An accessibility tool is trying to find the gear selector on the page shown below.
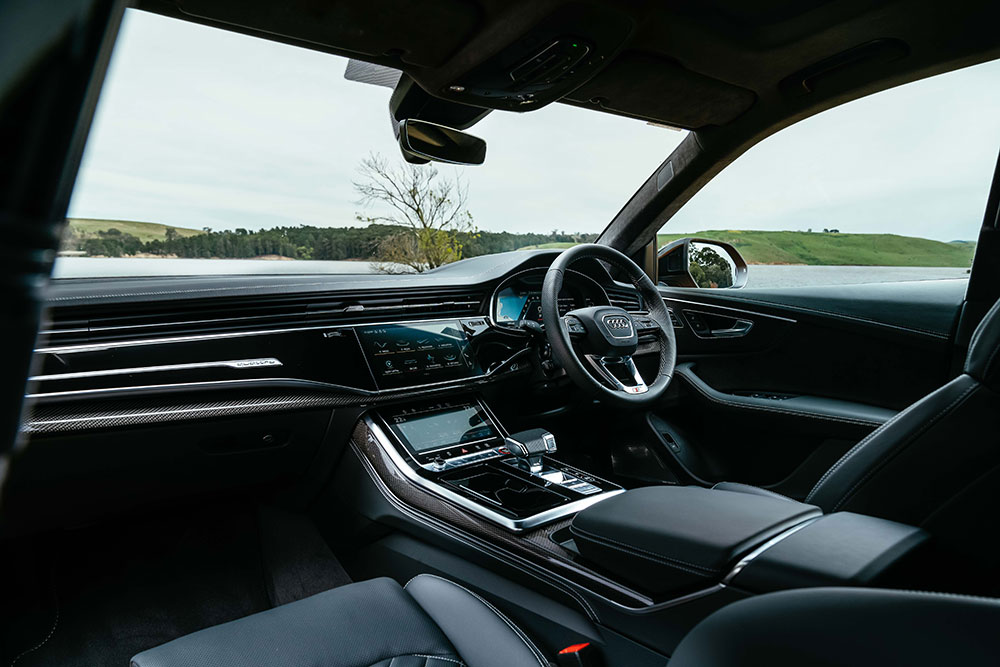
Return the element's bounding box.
[505,428,558,473]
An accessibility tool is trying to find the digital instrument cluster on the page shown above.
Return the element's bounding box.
[492,269,606,324]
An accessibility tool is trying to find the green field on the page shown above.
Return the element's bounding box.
[654,230,976,267]
[517,241,578,250]
[66,218,205,243]
[517,231,976,266]
[60,220,977,268]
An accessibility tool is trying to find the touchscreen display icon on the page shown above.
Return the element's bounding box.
[357,321,477,389]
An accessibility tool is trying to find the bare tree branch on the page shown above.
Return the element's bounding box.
[354,153,477,273]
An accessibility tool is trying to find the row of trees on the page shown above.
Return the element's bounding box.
[70,154,596,269]
[70,223,594,264]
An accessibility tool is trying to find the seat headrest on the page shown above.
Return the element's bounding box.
[965,297,1000,389]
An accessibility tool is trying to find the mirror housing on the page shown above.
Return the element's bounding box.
[658,238,748,288]
[398,119,486,166]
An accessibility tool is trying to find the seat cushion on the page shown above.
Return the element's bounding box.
[131,575,548,667]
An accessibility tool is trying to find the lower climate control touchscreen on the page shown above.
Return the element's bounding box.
[385,400,505,469]
[357,321,478,389]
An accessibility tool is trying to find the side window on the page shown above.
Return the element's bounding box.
[657,58,1000,289]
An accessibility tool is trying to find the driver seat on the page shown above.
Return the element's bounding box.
[720,296,1000,566]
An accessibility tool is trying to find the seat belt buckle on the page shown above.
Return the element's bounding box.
[556,642,602,667]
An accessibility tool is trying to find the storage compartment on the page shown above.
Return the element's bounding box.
[570,485,928,599]
[571,486,821,595]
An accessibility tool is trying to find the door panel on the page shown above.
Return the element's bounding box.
[649,280,966,498]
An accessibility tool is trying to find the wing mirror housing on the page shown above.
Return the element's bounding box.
[397,119,486,166]
[658,238,748,288]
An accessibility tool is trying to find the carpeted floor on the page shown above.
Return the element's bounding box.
[2,503,351,667]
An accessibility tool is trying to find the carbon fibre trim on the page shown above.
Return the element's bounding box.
[350,418,654,610]
[21,392,347,433]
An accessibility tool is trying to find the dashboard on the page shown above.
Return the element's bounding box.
[27,254,636,421]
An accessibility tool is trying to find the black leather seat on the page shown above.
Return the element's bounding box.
[669,586,1000,666]
[722,297,1000,565]
[130,574,550,667]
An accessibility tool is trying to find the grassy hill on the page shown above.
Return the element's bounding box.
[654,230,976,267]
[66,218,205,243]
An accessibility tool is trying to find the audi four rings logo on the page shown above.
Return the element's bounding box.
[604,316,631,330]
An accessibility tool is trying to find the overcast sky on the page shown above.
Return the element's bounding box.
[69,9,1000,242]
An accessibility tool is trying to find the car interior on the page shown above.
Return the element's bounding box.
[3,1,1000,665]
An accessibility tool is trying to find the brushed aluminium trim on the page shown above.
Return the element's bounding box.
[348,439,611,619]
[25,347,535,400]
[366,417,624,532]
[722,515,821,585]
[29,358,282,381]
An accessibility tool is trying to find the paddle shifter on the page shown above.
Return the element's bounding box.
[504,428,558,474]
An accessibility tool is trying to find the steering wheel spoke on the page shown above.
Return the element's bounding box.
[586,354,649,395]
[542,243,676,406]
[561,315,587,337]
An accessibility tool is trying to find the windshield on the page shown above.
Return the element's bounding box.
[59,9,687,278]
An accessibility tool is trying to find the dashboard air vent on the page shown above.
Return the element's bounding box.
[39,288,486,347]
[607,289,643,312]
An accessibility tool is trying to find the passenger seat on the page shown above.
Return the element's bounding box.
[130,574,550,667]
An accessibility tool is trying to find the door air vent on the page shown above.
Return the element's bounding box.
[39,289,486,347]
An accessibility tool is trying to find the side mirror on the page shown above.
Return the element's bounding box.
[398,119,486,166]
[658,238,748,288]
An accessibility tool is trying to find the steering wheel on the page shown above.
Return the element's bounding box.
[542,244,676,407]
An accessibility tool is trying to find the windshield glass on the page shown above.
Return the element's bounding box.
[59,9,687,278]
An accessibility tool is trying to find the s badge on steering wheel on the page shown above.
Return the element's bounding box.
[541,244,676,407]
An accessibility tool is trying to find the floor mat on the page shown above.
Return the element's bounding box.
[5,503,351,667]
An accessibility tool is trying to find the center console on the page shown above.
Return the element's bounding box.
[367,397,622,531]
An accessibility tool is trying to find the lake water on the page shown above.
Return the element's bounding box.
[53,257,971,288]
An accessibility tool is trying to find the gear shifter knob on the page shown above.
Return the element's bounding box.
[504,428,557,473]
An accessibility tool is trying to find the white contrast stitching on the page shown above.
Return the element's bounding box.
[411,654,466,665]
[830,382,979,512]
[10,596,59,667]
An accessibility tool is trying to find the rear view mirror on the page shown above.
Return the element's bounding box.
[658,238,748,288]
[398,119,486,166]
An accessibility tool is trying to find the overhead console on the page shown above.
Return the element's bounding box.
[436,3,635,112]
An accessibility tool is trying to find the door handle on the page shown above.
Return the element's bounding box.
[709,318,753,338]
[683,309,754,339]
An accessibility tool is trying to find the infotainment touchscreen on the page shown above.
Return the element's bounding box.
[356,321,479,389]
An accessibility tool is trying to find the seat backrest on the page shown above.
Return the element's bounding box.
[805,297,1000,566]
[669,587,1000,667]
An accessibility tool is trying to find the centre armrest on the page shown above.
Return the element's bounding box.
[570,486,821,595]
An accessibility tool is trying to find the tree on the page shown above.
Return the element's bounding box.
[354,153,476,273]
[689,245,734,288]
